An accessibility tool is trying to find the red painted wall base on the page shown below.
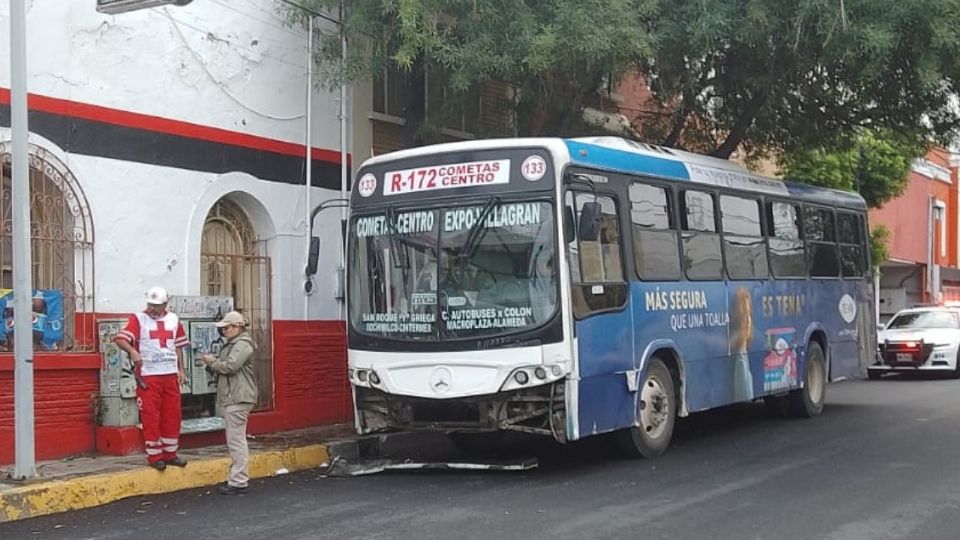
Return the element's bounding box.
[95,426,143,456]
[96,426,228,457]
[1,319,352,465]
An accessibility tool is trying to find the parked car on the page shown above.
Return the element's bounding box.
[870,307,960,379]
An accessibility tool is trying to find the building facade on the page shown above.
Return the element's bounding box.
[0,1,352,464]
[869,149,960,322]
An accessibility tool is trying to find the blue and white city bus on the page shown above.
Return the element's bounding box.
[345,137,875,457]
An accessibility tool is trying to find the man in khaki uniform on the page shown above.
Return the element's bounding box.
[201,311,257,494]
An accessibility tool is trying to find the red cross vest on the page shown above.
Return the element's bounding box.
[135,312,182,376]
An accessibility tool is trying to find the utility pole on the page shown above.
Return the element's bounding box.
[11,0,37,480]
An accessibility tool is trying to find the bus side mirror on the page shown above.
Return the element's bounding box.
[578,202,602,242]
[563,206,576,242]
[305,237,320,276]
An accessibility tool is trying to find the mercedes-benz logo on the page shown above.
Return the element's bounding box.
[429,367,453,394]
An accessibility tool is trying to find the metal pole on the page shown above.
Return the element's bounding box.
[304,16,314,321]
[339,1,348,320]
[11,0,37,480]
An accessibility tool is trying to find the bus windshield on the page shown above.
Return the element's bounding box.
[349,200,558,342]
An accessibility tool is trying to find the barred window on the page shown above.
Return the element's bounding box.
[0,145,95,352]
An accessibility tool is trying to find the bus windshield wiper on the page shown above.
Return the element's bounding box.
[385,205,411,269]
[460,196,500,261]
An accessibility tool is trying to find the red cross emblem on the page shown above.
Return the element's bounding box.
[148,320,174,348]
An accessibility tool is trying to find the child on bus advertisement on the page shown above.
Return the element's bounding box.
[0,289,64,352]
[763,327,799,392]
[730,286,755,402]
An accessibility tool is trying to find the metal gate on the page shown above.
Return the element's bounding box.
[201,198,272,410]
[200,252,273,410]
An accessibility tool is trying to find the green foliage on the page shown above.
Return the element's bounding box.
[870,223,891,267]
[780,130,924,208]
[287,0,657,141]
[636,0,960,158]
[287,0,960,158]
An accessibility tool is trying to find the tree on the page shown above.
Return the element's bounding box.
[870,224,891,267]
[779,129,924,270]
[286,0,656,145]
[289,1,960,160]
[635,0,960,159]
[779,129,923,208]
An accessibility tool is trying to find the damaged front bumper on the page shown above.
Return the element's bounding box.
[354,382,568,443]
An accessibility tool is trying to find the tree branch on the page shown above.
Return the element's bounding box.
[711,87,769,158]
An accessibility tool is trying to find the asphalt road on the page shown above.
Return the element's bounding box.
[5,373,960,540]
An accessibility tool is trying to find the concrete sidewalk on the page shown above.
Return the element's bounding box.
[0,424,355,523]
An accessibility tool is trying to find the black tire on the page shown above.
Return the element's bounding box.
[618,357,676,458]
[789,342,827,418]
[867,369,883,381]
[448,431,505,456]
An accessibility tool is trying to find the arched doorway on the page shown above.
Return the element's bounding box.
[0,144,95,352]
[201,198,272,410]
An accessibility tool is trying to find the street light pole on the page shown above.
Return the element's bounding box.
[304,15,314,320]
[10,0,37,480]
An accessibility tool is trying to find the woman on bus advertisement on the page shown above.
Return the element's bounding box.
[730,287,755,402]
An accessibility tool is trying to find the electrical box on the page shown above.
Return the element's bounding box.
[98,319,139,426]
[168,295,233,433]
[168,295,233,397]
[187,320,223,395]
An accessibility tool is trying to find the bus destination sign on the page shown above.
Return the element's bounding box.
[384,159,510,196]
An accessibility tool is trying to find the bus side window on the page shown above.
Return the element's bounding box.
[804,206,839,278]
[838,211,866,278]
[681,190,723,280]
[629,182,681,280]
[565,190,628,318]
[721,195,768,280]
[567,192,623,283]
[766,201,805,277]
[564,192,582,284]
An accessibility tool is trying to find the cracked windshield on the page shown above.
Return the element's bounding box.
[350,201,558,340]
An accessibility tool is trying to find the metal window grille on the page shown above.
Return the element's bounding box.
[0,144,95,353]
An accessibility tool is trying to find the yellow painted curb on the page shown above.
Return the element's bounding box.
[0,444,329,523]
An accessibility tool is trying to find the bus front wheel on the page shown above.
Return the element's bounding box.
[789,342,826,418]
[618,357,676,458]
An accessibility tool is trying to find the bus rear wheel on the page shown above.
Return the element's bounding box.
[789,342,826,418]
[618,357,676,458]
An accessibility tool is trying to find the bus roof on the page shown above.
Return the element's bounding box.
[358,136,868,211]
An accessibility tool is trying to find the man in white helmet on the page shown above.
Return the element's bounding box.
[114,286,189,470]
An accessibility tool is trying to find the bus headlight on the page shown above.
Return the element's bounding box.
[357,370,369,383]
[369,371,381,385]
[501,364,568,391]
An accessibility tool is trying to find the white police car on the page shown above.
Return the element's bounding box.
[869,307,960,379]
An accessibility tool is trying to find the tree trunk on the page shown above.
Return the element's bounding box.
[663,90,693,148]
[402,56,426,147]
[711,88,768,159]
